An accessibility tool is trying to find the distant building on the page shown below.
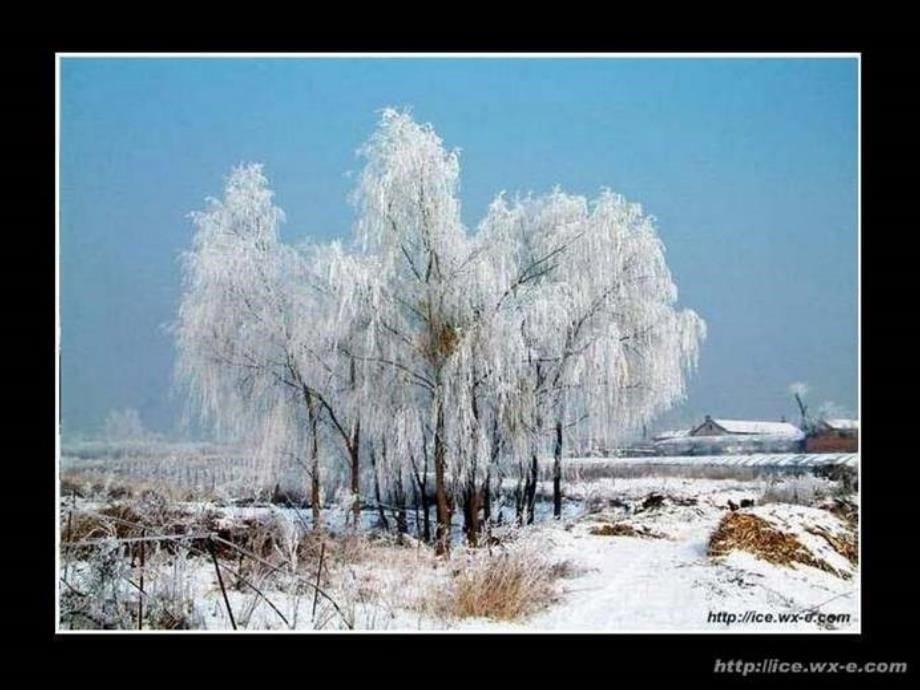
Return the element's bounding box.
[689,416,803,439]
[640,415,804,456]
[805,418,859,453]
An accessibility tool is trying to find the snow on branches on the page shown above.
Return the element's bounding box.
[175,109,706,549]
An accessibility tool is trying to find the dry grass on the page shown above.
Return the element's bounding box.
[431,550,560,622]
[66,512,118,543]
[63,490,357,572]
[589,522,664,539]
[708,512,849,578]
[62,498,224,562]
[60,471,205,503]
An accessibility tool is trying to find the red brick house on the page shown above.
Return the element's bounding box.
[805,419,859,453]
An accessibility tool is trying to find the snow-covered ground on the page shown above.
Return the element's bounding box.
[59,476,858,632]
[472,482,857,632]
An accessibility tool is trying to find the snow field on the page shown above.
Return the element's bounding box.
[60,474,858,631]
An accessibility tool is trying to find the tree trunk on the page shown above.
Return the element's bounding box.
[485,415,502,527]
[465,382,481,547]
[349,419,361,530]
[348,358,361,529]
[463,479,481,547]
[419,439,432,543]
[525,452,539,525]
[434,399,452,555]
[369,446,389,531]
[423,503,431,543]
[515,457,525,526]
[307,394,322,530]
[311,468,321,528]
[412,481,422,540]
[394,473,408,536]
[482,466,491,525]
[553,418,563,519]
[409,447,431,543]
[524,364,543,525]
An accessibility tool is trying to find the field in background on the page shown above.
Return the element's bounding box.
[62,441,857,501]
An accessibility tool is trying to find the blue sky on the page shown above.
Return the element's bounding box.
[60,57,858,436]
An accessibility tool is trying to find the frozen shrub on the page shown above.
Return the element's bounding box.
[62,538,206,630]
[759,475,837,506]
[61,542,134,629]
[434,549,560,621]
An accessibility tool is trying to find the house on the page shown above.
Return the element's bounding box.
[645,416,804,456]
[689,416,803,439]
[805,418,859,453]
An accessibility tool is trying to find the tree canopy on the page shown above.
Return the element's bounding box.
[175,108,705,551]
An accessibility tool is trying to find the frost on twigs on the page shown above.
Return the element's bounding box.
[174,109,705,549]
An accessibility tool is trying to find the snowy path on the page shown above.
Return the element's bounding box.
[522,517,725,631]
[466,479,860,632]
[476,520,859,632]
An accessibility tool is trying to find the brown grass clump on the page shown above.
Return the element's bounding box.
[435,551,560,621]
[708,512,847,578]
[328,531,373,565]
[295,528,330,560]
[589,523,664,539]
[61,500,221,559]
[61,495,320,565]
[66,512,118,542]
[214,517,285,560]
[64,504,151,542]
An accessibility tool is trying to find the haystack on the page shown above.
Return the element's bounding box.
[708,510,855,579]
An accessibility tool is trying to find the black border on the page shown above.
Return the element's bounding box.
[16,35,915,679]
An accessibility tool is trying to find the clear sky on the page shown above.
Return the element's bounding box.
[60,56,858,437]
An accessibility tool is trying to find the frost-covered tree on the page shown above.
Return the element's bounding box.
[349,109,480,553]
[175,165,363,526]
[479,190,705,519]
[175,163,292,455]
[291,241,380,527]
[175,109,705,553]
[102,407,153,442]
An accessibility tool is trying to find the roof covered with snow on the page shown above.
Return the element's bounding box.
[821,419,859,431]
[710,419,803,438]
